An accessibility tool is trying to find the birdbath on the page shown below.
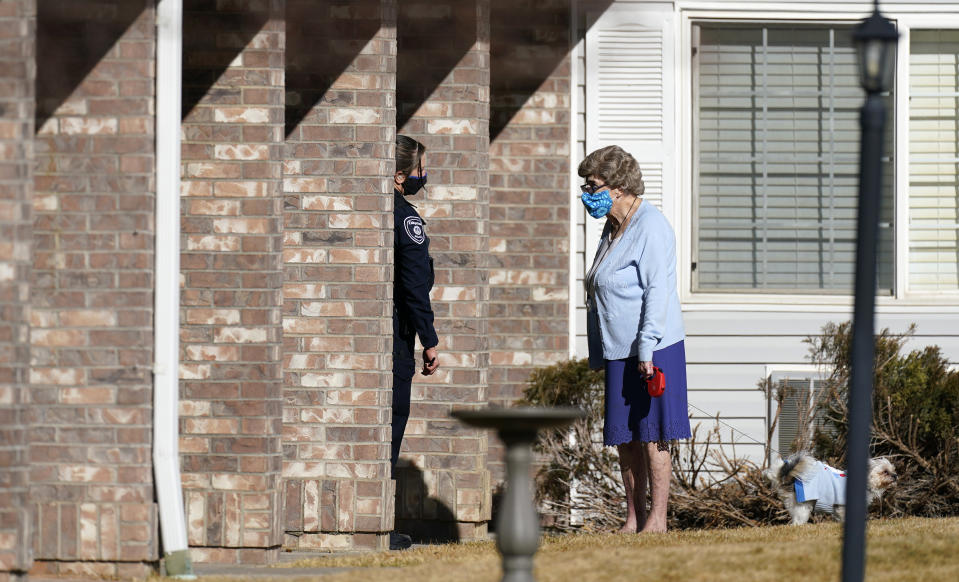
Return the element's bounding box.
[452,406,585,582]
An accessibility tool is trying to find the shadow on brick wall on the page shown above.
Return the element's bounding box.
[182,0,271,120]
[396,0,476,131]
[285,0,383,137]
[35,0,148,130]
[489,0,614,142]
[394,462,460,543]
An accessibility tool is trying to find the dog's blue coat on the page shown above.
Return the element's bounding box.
[793,460,847,513]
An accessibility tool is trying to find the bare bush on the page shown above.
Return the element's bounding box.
[524,359,789,532]
[525,322,959,532]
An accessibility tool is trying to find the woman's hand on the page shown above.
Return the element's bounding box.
[638,360,655,378]
[422,346,439,376]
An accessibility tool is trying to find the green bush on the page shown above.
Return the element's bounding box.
[809,322,959,517]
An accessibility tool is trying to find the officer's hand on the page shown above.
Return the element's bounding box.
[422,346,439,376]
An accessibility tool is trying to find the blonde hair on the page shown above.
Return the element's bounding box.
[577,145,645,197]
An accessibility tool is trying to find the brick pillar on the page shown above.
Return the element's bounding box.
[29,1,157,577]
[0,0,34,578]
[180,0,285,564]
[281,0,396,552]
[487,0,572,483]
[395,0,492,541]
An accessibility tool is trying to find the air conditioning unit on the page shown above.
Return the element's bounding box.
[767,369,832,461]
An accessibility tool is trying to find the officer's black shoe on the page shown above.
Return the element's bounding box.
[389,531,412,550]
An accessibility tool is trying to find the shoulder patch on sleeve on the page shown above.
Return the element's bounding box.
[403,216,426,244]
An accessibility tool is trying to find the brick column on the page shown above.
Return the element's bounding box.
[281,0,396,552]
[180,0,285,564]
[487,0,572,483]
[29,2,157,578]
[395,0,492,541]
[0,0,34,578]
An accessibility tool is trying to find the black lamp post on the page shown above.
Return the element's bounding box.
[844,2,898,582]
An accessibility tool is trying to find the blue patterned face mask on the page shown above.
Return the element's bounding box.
[581,189,613,218]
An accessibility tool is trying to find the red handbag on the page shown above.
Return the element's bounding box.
[647,366,666,397]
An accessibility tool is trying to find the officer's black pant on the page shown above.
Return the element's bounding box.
[391,311,415,478]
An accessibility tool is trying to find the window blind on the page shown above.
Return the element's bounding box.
[909,30,959,291]
[694,24,895,293]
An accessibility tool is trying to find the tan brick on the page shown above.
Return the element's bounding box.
[214,181,271,197]
[212,218,271,234]
[60,388,114,405]
[214,144,270,161]
[30,329,85,347]
[59,310,117,327]
[30,368,82,385]
[183,419,240,435]
[189,200,242,216]
[213,107,270,123]
[185,308,241,325]
[187,235,241,251]
[59,117,118,135]
[301,195,352,211]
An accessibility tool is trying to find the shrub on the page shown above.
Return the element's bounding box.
[519,359,623,531]
[522,323,959,532]
[808,322,959,517]
[521,358,787,531]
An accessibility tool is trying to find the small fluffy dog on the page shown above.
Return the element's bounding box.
[765,453,897,525]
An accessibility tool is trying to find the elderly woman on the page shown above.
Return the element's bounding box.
[580,145,690,533]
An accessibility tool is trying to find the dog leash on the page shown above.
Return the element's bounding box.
[685,401,788,459]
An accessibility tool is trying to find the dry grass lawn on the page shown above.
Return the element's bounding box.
[255,517,959,582]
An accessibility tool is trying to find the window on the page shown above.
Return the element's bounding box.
[909,30,959,292]
[692,23,895,294]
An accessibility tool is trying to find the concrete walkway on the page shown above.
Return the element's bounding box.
[191,551,370,579]
[190,549,419,580]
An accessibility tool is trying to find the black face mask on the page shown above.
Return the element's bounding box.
[402,173,427,196]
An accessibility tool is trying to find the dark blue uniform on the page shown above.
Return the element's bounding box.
[392,190,437,474]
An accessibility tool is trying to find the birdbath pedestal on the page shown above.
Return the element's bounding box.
[452,407,585,582]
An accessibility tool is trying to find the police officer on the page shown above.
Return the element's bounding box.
[390,136,440,549]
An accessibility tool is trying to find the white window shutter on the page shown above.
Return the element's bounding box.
[585,6,676,260]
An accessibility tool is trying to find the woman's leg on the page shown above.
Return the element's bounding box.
[616,441,647,532]
[641,442,671,533]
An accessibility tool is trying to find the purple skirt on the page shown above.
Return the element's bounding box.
[603,340,691,447]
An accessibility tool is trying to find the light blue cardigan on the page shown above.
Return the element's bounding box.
[586,200,685,368]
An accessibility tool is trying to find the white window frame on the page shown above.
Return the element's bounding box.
[897,14,959,300]
[677,5,959,311]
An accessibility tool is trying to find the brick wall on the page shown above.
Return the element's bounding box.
[487,0,572,482]
[0,0,34,577]
[180,0,286,564]
[281,0,396,552]
[395,0,492,541]
[29,1,157,577]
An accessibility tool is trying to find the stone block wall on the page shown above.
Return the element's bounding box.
[29,1,158,577]
[281,0,396,552]
[0,0,34,578]
[395,0,492,541]
[179,0,286,564]
[487,0,572,482]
